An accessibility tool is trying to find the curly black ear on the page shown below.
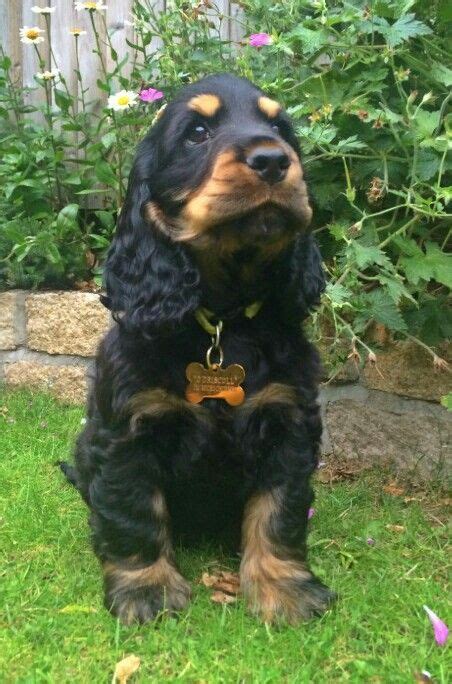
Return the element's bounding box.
[275,233,326,322]
[102,132,201,338]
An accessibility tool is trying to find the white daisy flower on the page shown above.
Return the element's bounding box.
[19,26,45,44]
[31,6,56,13]
[107,90,138,111]
[36,69,59,80]
[74,1,108,11]
[69,27,87,36]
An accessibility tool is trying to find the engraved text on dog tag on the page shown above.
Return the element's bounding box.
[185,362,245,406]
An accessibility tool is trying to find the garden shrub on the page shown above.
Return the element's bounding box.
[0,0,450,374]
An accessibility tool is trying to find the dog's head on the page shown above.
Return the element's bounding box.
[143,74,312,243]
[104,74,325,335]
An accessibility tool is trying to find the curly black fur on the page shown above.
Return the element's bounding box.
[61,74,335,624]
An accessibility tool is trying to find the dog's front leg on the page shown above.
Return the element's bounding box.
[82,390,213,625]
[235,383,335,623]
[87,435,190,624]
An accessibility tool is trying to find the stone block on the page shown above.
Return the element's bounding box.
[4,361,88,405]
[0,291,23,350]
[26,292,110,356]
[363,341,451,402]
[324,398,451,480]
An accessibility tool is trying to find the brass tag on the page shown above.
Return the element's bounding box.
[185,362,245,406]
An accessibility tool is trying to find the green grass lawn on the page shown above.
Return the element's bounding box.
[0,390,450,683]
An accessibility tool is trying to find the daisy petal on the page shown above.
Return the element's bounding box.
[423,605,449,646]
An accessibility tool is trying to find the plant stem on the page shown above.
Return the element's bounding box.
[89,10,108,78]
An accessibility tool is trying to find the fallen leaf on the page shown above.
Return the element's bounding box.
[317,459,366,483]
[386,524,405,533]
[113,655,141,684]
[200,570,240,596]
[59,604,96,614]
[211,591,237,604]
[201,572,217,588]
[383,482,405,497]
[73,278,99,292]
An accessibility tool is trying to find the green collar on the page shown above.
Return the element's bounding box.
[195,301,262,335]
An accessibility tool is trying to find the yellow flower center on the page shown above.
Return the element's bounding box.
[26,29,40,39]
[117,95,130,106]
[70,28,82,35]
[83,2,98,8]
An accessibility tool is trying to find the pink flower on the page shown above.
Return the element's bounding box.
[139,88,164,103]
[308,508,315,519]
[249,32,272,47]
[423,605,449,646]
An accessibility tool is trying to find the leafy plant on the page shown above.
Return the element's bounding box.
[0,0,450,375]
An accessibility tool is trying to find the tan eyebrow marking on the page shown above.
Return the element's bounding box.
[258,96,282,118]
[188,93,222,117]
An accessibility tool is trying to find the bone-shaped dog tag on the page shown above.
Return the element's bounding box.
[185,362,245,406]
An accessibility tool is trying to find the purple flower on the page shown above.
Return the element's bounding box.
[366,537,375,546]
[249,32,272,47]
[423,605,449,646]
[308,507,315,519]
[139,87,164,103]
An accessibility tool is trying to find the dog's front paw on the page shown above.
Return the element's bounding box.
[104,558,191,625]
[241,559,336,624]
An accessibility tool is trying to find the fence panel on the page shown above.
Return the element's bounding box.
[0,1,245,102]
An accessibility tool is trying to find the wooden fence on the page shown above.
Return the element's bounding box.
[0,1,243,108]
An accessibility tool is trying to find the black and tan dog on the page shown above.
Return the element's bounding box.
[61,73,335,625]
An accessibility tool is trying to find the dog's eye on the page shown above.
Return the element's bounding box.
[186,124,210,145]
[271,122,280,133]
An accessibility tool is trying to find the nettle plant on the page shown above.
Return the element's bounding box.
[0,0,450,376]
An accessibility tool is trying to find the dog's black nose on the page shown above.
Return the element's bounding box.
[246,146,290,184]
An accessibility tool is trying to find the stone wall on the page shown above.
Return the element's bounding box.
[0,290,110,404]
[1,290,450,481]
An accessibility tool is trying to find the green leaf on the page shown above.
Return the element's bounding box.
[413,110,441,139]
[54,88,72,112]
[288,26,329,55]
[328,221,349,241]
[378,274,416,305]
[45,242,61,264]
[400,242,452,287]
[415,149,440,181]
[333,136,367,152]
[101,131,116,149]
[56,204,79,231]
[94,159,118,188]
[440,393,452,411]
[362,289,407,332]
[349,242,392,270]
[370,12,432,47]
[392,236,422,258]
[94,210,115,231]
[325,282,353,307]
[430,62,452,87]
